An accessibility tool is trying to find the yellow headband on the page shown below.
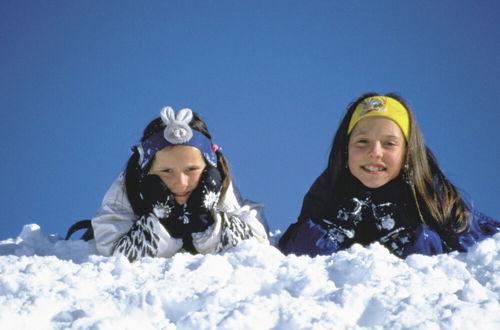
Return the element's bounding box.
[347,96,409,139]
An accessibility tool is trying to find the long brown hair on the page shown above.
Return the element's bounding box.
[125,111,231,216]
[327,93,470,233]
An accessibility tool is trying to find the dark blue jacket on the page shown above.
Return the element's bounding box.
[279,169,499,258]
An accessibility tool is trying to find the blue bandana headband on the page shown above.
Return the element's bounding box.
[134,107,218,170]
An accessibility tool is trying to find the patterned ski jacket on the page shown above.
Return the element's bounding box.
[279,169,499,258]
[92,173,269,261]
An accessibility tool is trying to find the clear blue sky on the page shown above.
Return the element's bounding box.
[1,0,499,239]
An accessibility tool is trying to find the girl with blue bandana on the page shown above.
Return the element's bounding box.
[92,107,269,262]
[279,93,499,258]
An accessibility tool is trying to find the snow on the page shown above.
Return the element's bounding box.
[0,224,499,330]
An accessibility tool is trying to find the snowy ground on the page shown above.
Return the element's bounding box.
[0,224,498,330]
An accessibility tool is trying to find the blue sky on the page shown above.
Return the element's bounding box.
[1,0,499,239]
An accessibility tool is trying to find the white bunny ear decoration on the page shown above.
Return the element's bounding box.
[160,106,193,144]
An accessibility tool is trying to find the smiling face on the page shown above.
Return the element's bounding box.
[347,117,406,188]
[148,145,206,205]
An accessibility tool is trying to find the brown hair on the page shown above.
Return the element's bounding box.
[125,111,231,216]
[327,93,470,233]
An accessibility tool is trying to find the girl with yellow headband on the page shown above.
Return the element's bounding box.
[279,93,499,258]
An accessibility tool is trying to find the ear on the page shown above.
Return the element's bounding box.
[160,106,175,125]
[176,108,193,124]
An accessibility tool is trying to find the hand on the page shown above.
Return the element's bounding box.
[139,171,220,238]
[186,165,222,211]
[139,175,186,238]
[139,174,177,216]
[171,165,222,234]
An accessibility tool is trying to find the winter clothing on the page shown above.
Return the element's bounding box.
[134,107,218,169]
[348,96,410,139]
[279,169,499,258]
[92,172,269,261]
[137,166,222,252]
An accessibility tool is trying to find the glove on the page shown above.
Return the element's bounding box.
[139,175,187,238]
[180,165,223,233]
[185,165,222,211]
[139,167,222,239]
[140,174,178,217]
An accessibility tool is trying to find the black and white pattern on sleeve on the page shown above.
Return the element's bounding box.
[113,215,160,262]
[216,216,255,252]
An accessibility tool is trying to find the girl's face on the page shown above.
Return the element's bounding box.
[348,117,406,188]
[148,145,206,205]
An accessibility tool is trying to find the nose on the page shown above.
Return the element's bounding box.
[174,172,189,188]
[368,142,383,159]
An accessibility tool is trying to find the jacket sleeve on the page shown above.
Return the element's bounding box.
[279,168,336,255]
[278,219,341,257]
[91,173,182,259]
[191,181,270,253]
[445,209,500,252]
[397,210,499,257]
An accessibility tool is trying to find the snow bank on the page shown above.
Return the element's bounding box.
[0,224,499,329]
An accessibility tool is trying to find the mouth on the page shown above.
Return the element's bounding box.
[361,165,386,173]
[174,191,191,199]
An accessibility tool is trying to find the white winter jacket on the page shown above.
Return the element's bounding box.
[92,173,269,260]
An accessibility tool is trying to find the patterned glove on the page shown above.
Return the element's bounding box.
[181,165,222,233]
[140,175,178,218]
[139,175,188,238]
[186,165,222,210]
[140,166,222,239]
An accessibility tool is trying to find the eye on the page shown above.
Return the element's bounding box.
[161,168,172,174]
[384,140,399,147]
